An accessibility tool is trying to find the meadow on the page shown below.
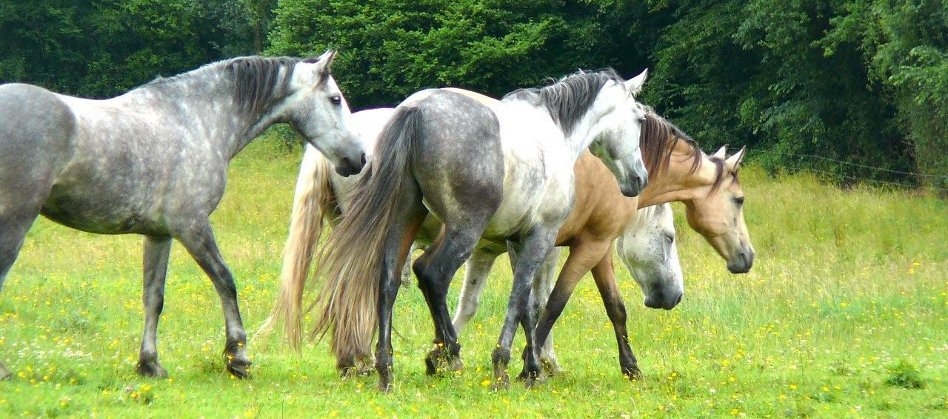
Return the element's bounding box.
[0,137,944,418]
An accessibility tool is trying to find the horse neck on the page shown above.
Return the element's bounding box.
[638,148,718,206]
[133,65,281,160]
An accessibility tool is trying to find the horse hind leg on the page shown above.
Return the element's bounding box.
[175,221,251,378]
[532,248,562,374]
[451,248,500,333]
[136,236,172,378]
[413,226,485,376]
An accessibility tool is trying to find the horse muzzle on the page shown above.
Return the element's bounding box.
[335,152,367,177]
[727,249,754,274]
[644,291,683,310]
[620,173,648,198]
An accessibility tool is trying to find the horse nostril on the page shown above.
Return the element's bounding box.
[675,293,683,305]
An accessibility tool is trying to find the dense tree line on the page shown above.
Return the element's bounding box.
[1,0,944,190]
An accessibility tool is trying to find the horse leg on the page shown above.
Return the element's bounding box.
[375,205,427,392]
[508,245,562,374]
[136,236,172,377]
[493,230,557,389]
[533,239,611,377]
[0,206,42,380]
[451,248,500,333]
[175,222,251,378]
[590,249,641,379]
[414,227,483,376]
[532,248,562,374]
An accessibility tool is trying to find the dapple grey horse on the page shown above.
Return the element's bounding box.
[0,50,364,380]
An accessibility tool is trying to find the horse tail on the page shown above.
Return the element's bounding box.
[312,105,423,369]
[256,146,338,350]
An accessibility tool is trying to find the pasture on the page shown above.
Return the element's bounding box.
[0,137,944,417]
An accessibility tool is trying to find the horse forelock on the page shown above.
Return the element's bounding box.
[640,112,701,177]
[504,69,624,135]
[706,154,728,195]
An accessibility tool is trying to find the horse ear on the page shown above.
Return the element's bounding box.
[726,146,747,171]
[712,145,728,159]
[314,50,336,73]
[624,69,648,96]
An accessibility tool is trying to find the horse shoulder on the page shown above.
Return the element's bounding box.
[576,153,638,239]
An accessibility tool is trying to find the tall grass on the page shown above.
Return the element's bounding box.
[0,136,944,417]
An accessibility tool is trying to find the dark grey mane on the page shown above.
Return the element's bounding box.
[145,56,311,118]
[224,56,302,118]
[503,69,625,135]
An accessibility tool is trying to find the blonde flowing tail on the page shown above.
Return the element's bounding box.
[256,146,337,350]
[313,106,424,371]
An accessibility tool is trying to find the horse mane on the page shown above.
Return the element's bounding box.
[640,111,700,176]
[144,56,308,119]
[640,110,728,193]
[503,69,625,136]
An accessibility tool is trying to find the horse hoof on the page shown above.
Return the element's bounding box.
[516,369,543,387]
[136,360,169,378]
[623,367,643,381]
[227,358,252,379]
[540,359,561,376]
[425,347,463,376]
[490,374,510,391]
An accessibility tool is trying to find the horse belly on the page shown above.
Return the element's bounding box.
[40,184,166,236]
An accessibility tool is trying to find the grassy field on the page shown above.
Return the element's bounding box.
[0,137,945,418]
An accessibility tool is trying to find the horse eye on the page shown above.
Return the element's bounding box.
[329,95,342,105]
[733,196,745,206]
[665,233,674,244]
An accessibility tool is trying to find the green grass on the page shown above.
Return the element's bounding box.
[1,136,945,418]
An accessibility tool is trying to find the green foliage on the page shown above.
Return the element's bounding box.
[268,0,650,108]
[0,0,273,97]
[0,0,943,188]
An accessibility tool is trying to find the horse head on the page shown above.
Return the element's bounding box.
[286,50,365,176]
[684,146,756,274]
[587,69,650,198]
[617,203,684,310]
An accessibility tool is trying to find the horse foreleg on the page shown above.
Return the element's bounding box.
[533,239,610,378]
[177,223,251,378]
[136,236,172,378]
[590,248,641,380]
[494,231,557,389]
[0,206,41,380]
[531,248,561,374]
[451,248,500,333]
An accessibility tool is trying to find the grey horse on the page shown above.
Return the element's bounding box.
[0,50,365,380]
